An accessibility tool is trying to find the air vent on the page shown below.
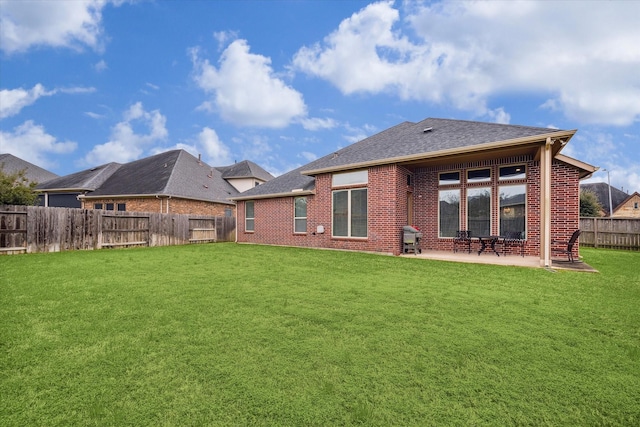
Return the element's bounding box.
[423,127,433,133]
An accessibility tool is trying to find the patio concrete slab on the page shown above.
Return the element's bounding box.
[400,250,598,272]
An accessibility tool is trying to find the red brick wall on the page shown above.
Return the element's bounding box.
[550,161,581,259]
[237,157,582,257]
[82,197,234,216]
[238,165,412,254]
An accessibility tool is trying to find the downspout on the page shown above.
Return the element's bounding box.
[540,137,553,267]
[235,201,239,243]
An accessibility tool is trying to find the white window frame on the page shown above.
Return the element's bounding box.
[245,201,255,232]
[294,196,307,234]
[332,188,367,238]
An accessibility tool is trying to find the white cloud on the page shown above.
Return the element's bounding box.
[192,39,307,128]
[0,84,95,119]
[299,151,318,162]
[0,84,53,119]
[198,127,231,165]
[0,120,77,169]
[0,0,113,54]
[83,102,168,165]
[94,59,108,72]
[486,107,510,125]
[298,117,338,131]
[293,1,640,126]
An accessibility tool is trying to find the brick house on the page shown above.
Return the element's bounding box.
[36,149,273,215]
[232,118,597,267]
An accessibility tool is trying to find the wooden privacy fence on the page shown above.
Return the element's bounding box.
[579,217,640,250]
[0,205,236,255]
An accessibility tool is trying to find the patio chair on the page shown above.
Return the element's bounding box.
[453,230,472,253]
[552,229,581,263]
[503,231,525,257]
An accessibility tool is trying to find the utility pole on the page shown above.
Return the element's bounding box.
[604,169,613,217]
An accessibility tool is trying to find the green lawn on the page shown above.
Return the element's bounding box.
[1,244,639,426]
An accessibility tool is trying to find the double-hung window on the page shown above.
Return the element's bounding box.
[245,201,255,232]
[294,197,307,233]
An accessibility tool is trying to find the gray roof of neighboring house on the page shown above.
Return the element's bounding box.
[580,182,630,215]
[0,153,59,184]
[86,149,238,204]
[235,118,570,200]
[217,160,274,181]
[36,162,122,191]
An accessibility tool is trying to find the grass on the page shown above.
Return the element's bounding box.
[1,244,639,426]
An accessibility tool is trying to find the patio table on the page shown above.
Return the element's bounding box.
[478,236,502,256]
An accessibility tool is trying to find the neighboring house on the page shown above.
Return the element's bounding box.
[36,162,121,208]
[580,182,635,217]
[232,118,597,267]
[217,160,275,192]
[0,153,58,185]
[36,150,273,215]
[612,192,640,218]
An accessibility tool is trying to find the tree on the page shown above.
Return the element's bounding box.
[0,166,39,205]
[580,188,602,217]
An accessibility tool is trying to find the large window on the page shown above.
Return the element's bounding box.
[467,187,491,236]
[245,201,255,232]
[439,189,460,237]
[332,189,367,238]
[294,197,307,233]
[499,184,526,237]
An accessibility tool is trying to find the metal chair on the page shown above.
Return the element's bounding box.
[552,229,581,262]
[453,230,472,253]
[503,231,525,257]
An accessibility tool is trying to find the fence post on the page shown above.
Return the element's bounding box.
[593,217,598,248]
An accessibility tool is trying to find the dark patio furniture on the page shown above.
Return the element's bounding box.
[453,230,472,253]
[552,229,581,262]
[478,236,501,256]
[403,226,422,254]
[503,231,525,257]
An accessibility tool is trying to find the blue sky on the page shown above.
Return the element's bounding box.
[1,0,639,193]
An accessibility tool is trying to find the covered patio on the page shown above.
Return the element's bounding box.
[400,250,598,272]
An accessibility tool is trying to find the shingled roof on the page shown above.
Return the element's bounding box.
[0,153,59,184]
[36,162,121,191]
[84,149,238,205]
[217,160,274,181]
[233,117,576,200]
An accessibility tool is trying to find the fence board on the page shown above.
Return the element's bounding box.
[579,217,640,250]
[0,205,236,255]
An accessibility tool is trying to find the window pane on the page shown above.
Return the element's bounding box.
[295,218,307,233]
[439,189,460,238]
[350,189,367,237]
[332,191,348,236]
[117,203,126,211]
[500,185,526,237]
[332,170,368,186]
[499,165,526,180]
[439,171,460,185]
[106,203,114,210]
[245,201,254,232]
[467,187,491,236]
[94,203,103,210]
[467,168,491,183]
[294,197,307,217]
